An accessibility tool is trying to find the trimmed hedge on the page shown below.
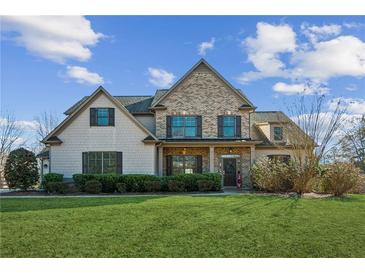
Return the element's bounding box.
[44,181,69,194]
[44,173,64,183]
[73,173,222,193]
[84,180,102,194]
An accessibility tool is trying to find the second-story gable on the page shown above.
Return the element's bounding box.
[151,60,256,139]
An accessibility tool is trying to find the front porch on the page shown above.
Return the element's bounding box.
[157,141,259,189]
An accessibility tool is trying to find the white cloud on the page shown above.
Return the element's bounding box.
[147,67,175,88]
[1,16,104,63]
[272,82,328,95]
[198,38,215,56]
[343,22,365,29]
[65,66,104,85]
[301,23,342,44]
[0,117,38,131]
[346,84,358,91]
[238,22,296,83]
[291,36,365,82]
[328,97,365,115]
[239,22,365,89]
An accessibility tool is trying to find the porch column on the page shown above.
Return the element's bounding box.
[250,145,256,165]
[158,146,164,176]
[209,146,215,172]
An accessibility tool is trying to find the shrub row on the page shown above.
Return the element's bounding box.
[44,173,64,183]
[73,173,222,194]
[251,158,364,196]
[44,181,69,194]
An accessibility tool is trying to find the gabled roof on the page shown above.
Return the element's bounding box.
[64,95,154,115]
[151,59,256,108]
[43,86,158,144]
[250,111,314,147]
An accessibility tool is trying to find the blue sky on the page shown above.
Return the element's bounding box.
[1,16,364,140]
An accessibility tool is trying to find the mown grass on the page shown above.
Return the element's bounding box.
[1,194,364,257]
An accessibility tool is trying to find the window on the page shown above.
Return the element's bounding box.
[273,127,283,141]
[90,108,115,126]
[171,155,198,175]
[218,115,241,138]
[82,151,122,174]
[171,116,198,138]
[223,116,236,137]
[268,155,290,164]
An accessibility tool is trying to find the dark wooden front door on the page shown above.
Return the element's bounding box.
[223,158,236,186]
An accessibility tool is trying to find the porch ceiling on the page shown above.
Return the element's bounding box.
[160,139,262,147]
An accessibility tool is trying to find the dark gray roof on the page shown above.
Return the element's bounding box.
[36,147,50,158]
[151,89,168,106]
[250,111,290,124]
[115,96,153,113]
[64,95,155,115]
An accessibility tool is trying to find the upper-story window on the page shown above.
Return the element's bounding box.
[90,108,115,126]
[167,116,202,138]
[218,115,241,138]
[273,126,283,141]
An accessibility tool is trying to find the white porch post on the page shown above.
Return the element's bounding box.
[158,146,164,176]
[250,145,256,165]
[209,146,215,172]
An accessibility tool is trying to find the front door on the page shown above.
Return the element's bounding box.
[223,158,236,186]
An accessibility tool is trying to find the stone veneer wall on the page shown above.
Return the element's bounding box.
[163,147,209,175]
[155,63,250,139]
[214,147,251,188]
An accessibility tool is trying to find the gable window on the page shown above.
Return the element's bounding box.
[166,155,202,175]
[268,155,290,164]
[167,116,202,138]
[82,151,122,174]
[273,127,283,141]
[90,108,115,126]
[218,116,241,138]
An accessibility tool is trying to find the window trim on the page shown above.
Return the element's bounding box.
[90,108,115,127]
[167,155,202,175]
[171,116,198,138]
[83,151,122,174]
[273,126,283,141]
[222,115,236,138]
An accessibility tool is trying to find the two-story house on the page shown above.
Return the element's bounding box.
[40,59,303,188]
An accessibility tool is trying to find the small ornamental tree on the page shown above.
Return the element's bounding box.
[4,148,39,190]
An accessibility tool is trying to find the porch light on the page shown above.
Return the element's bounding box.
[182,148,187,155]
[229,147,233,153]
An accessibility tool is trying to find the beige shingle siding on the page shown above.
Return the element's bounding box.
[155,63,250,139]
[50,93,156,178]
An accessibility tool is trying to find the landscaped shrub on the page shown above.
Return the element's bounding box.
[119,174,160,192]
[73,174,96,191]
[144,181,161,192]
[84,180,102,194]
[197,180,215,192]
[167,180,185,192]
[4,148,39,190]
[203,173,222,191]
[44,181,69,194]
[116,182,127,193]
[44,173,64,183]
[322,162,363,196]
[95,174,118,193]
[251,158,294,192]
[72,173,222,193]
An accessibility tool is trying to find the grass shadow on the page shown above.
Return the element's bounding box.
[0,196,163,213]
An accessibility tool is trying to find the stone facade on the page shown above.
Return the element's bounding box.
[155,63,250,139]
[214,147,251,188]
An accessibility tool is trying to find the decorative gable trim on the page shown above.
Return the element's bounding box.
[42,86,158,144]
[151,59,256,109]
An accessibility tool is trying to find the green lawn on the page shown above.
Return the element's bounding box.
[1,194,364,257]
